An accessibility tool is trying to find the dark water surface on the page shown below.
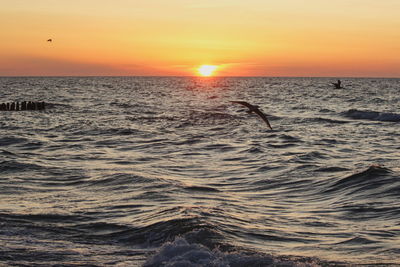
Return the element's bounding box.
[0,77,399,266]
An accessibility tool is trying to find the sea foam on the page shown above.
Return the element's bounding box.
[144,237,322,267]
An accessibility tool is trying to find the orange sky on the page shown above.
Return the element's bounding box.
[1,0,400,77]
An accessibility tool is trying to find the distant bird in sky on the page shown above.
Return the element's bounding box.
[47,39,52,42]
[230,101,273,130]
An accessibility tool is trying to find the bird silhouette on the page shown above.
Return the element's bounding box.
[332,79,342,89]
[47,39,52,42]
[230,101,273,130]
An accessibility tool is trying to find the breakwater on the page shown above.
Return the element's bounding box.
[0,101,45,111]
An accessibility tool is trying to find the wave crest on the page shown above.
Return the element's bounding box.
[342,109,400,122]
[324,165,398,197]
[144,237,325,267]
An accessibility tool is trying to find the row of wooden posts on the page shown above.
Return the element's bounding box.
[0,101,46,111]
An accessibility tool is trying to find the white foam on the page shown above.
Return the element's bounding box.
[144,237,322,267]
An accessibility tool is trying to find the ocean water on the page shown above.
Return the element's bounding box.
[0,77,399,266]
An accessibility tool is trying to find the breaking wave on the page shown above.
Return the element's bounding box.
[144,237,324,267]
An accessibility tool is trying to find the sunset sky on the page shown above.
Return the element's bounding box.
[1,0,400,77]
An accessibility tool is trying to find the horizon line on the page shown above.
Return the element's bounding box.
[1,75,399,79]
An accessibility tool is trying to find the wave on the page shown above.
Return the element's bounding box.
[0,211,339,266]
[0,160,44,173]
[323,165,400,202]
[0,211,336,266]
[127,115,177,123]
[0,149,19,157]
[105,217,223,248]
[292,151,329,162]
[75,215,336,266]
[87,173,153,187]
[184,110,241,127]
[184,185,221,193]
[144,237,327,267]
[342,109,400,122]
[326,165,392,191]
[302,117,349,124]
[315,166,349,173]
[0,212,85,224]
[0,137,28,146]
[127,110,240,127]
[335,236,377,245]
[83,173,171,193]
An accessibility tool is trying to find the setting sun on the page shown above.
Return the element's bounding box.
[197,65,218,77]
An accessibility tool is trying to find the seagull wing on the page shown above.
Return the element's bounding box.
[231,101,273,130]
[253,108,273,130]
[230,101,255,110]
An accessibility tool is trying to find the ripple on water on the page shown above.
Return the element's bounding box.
[1,77,399,265]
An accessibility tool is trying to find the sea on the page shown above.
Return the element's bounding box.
[0,77,399,266]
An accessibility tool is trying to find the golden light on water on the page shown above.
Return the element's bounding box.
[197,65,218,77]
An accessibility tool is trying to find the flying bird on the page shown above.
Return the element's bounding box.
[230,101,273,130]
[47,39,52,42]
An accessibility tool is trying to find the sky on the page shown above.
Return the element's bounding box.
[1,0,400,77]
